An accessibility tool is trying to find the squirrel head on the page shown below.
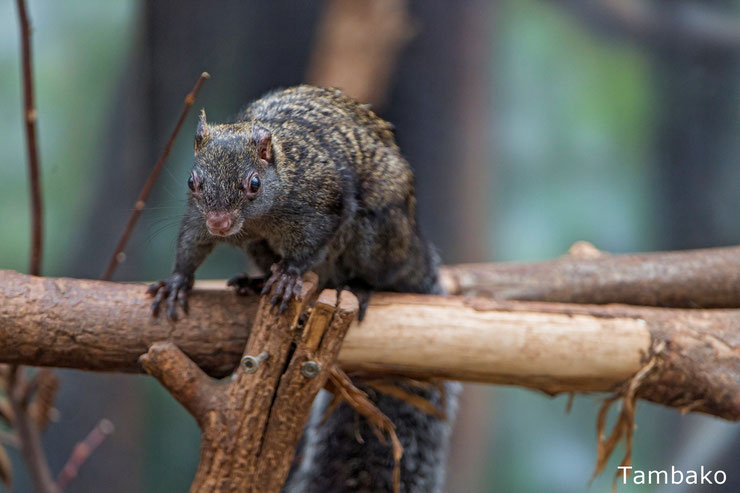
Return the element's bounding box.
[188,110,280,237]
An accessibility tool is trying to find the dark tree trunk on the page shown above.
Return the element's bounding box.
[652,0,740,250]
[649,2,740,491]
[385,0,493,263]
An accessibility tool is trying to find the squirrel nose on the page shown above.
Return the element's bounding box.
[206,212,233,235]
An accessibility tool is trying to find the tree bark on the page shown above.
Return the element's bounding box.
[139,276,358,492]
[442,243,740,307]
[0,264,737,421]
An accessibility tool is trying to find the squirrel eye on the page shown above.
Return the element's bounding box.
[188,171,201,193]
[249,175,261,193]
[243,171,261,199]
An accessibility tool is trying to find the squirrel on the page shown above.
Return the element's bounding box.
[147,85,459,492]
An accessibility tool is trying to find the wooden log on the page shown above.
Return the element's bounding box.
[441,243,740,307]
[0,270,737,420]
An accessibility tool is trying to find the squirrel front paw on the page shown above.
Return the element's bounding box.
[261,262,303,313]
[227,273,267,296]
[146,273,193,321]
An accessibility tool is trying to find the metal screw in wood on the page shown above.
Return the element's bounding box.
[242,352,269,373]
[300,361,321,378]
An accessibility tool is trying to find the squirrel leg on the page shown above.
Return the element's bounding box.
[146,272,193,321]
[227,273,267,296]
[262,244,329,312]
[340,279,373,321]
[231,239,277,295]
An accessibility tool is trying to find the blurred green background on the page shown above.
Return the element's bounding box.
[1,1,738,492]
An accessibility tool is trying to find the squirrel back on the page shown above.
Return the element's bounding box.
[240,86,443,309]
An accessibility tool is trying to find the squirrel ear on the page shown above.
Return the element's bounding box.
[195,109,210,152]
[251,124,273,163]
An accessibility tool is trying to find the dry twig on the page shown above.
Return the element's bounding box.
[364,378,445,419]
[325,368,404,493]
[15,0,43,277]
[7,366,58,493]
[55,419,115,490]
[11,2,58,491]
[102,72,210,280]
[591,342,663,491]
[0,444,11,488]
[27,369,59,431]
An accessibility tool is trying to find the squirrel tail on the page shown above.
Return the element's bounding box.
[286,240,458,491]
[285,380,461,493]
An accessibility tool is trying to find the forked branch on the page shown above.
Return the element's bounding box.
[140,275,359,491]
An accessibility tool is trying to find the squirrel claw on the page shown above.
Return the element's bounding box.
[178,289,189,314]
[263,263,303,312]
[227,273,266,296]
[146,274,192,321]
[146,281,165,297]
[261,268,279,295]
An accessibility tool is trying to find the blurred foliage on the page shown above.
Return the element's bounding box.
[493,0,655,262]
[0,0,136,275]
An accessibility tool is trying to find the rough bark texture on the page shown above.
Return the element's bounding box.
[0,263,737,421]
[0,270,256,377]
[256,290,357,490]
[139,275,359,492]
[442,244,740,307]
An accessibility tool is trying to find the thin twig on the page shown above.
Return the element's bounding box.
[365,380,445,419]
[55,419,114,490]
[15,0,43,276]
[28,369,59,431]
[13,2,56,492]
[102,72,210,280]
[8,366,58,493]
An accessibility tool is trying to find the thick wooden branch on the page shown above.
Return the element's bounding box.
[0,270,256,376]
[442,244,740,308]
[187,276,321,492]
[255,289,358,490]
[139,342,224,426]
[138,275,359,491]
[0,267,737,421]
